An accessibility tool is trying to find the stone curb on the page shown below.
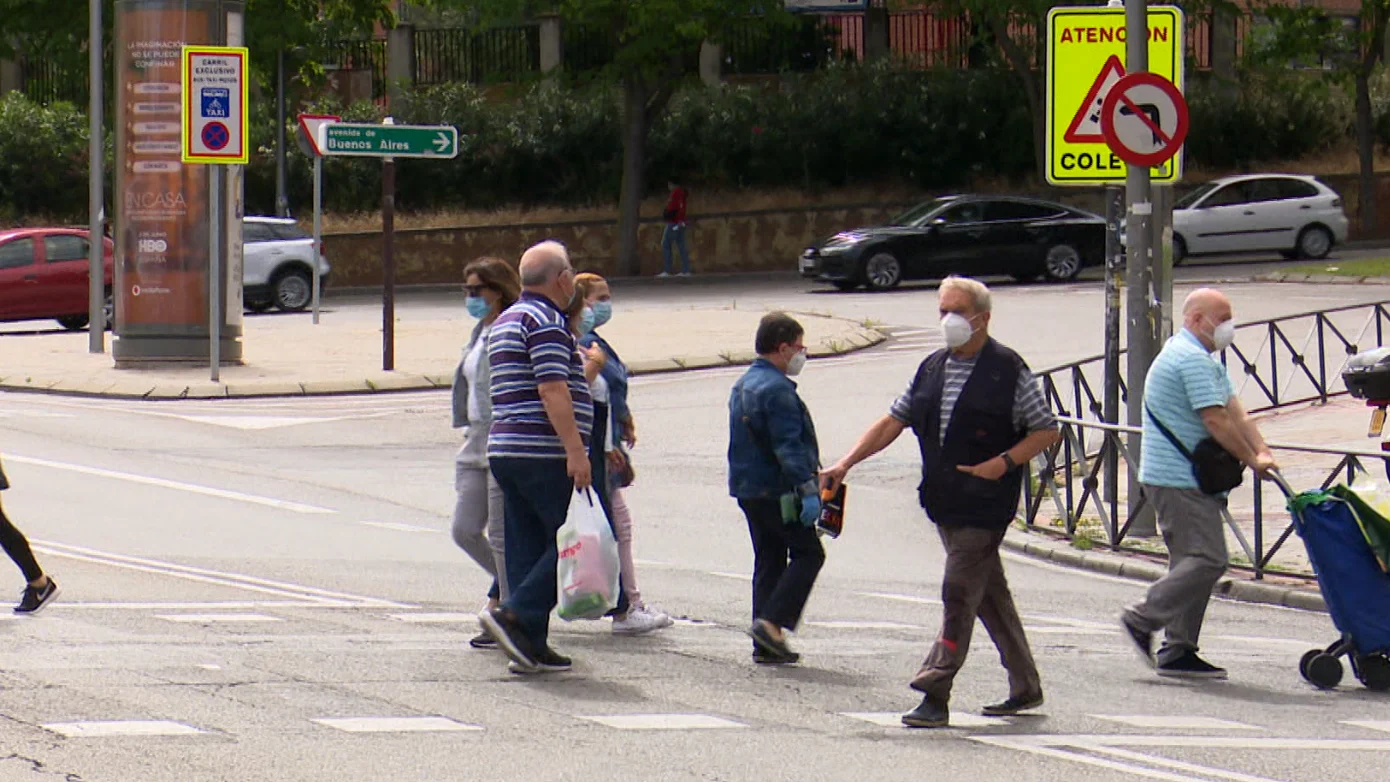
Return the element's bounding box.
[1002,528,1327,613]
[0,325,886,401]
[1253,272,1382,286]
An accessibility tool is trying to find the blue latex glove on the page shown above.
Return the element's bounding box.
[798,493,822,528]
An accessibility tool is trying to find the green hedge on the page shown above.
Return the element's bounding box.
[0,62,1369,223]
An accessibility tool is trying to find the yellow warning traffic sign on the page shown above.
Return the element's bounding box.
[1045,6,1184,186]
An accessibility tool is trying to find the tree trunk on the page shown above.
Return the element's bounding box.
[988,16,1045,180]
[616,76,650,278]
[1357,69,1377,238]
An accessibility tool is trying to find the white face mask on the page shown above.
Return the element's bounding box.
[1211,319,1236,352]
[941,313,977,349]
[786,350,808,376]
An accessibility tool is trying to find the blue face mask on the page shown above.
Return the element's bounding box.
[465,296,490,319]
[579,306,596,336]
[592,300,612,328]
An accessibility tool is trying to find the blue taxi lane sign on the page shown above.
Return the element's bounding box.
[201,88,229,119]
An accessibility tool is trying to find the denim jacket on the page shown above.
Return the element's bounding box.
[727,358,820,500]
[579,331,630,431]
[451,319,491,429]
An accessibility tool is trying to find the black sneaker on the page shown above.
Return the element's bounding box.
[478,606,537,671]
[1120,614,1155,669]
[902,696,950,728]
[1157,652,1228,680]
[468,630,497,649]
[508,646,572,675]
[981,692,1044,716]
[753,648,800,665]
[14,579,59,615]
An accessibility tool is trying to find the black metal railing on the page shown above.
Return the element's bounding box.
[414,25,540,86]
[19,56,87,106]
[1024,417,1384,579]
[562,23,616,74]
[1030,300,1390,577]
[723,15,844,74]
[326,39,388,102]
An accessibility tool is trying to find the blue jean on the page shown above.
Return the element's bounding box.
[490,456,573,648]
[662,224,691,274]
[588,402,630,617]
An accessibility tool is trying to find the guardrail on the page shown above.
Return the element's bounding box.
[1029,299,1390,577]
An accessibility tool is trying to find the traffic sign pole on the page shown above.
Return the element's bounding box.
[313,152,323,326]
[1125,0,1158,536]
[88,0,104,354]
[209,166,222,383]
[383,154,396,372]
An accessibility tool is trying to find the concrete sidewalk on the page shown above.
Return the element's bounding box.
[0,305,883,400]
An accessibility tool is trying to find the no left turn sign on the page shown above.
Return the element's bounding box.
[1100,72,1188,169]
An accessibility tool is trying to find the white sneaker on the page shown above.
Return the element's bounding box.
[638,603,674,628]
[612,606,668,635]
[656,272,671,278]
[677,272,692,278]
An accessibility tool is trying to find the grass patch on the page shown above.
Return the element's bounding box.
[1285,258,1390,277]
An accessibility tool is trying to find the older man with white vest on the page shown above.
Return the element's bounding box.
[823,276,1060,728]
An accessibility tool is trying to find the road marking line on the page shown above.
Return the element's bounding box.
[387,612,478,624]
[806,620,919,630]
[54,601,330,610]
[889,329,934,337]
[43,720,205,738]
[970,736,1227,782]
[32,540,413,609]
[196,664,222,670]
[176,414,351,430]
[857,591,943,606]
[579,714,747,730]
[1342,720,1390,733]
[312,716,482,733]
[1000,549,1148,587]
[1091,716,1259,731]
[360,521,436,533]
[1025,626,1117,636]
[840,712,1007,728]
[155,613,283,623]
[1083,744,1282,782]
[1208,634,1317,648]
[5,454,335,515]
[708,571,752,581]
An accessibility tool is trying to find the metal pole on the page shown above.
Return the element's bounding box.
[1103,185,1123,513]
[1125,0,1158,536]
[210,166,222,383]
[275,46,288,217]
[88,0,105,353]
[312,152,322,325]
[382,156,395,372]
[1152,184,1174,341]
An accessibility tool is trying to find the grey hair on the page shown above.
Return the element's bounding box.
[518,241,569,286]
[939,275,992,313]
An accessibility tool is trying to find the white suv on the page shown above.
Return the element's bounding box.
[1170,174,1348,262]
[242,216,331,313]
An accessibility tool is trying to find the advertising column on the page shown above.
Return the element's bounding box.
[114,0,244,365]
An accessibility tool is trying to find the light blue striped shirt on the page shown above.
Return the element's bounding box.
[1139,328,1235,488]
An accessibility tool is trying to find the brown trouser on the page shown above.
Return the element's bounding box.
[910,525,1040,703]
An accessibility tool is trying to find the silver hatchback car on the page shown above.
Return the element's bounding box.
[1170,174,1349,263]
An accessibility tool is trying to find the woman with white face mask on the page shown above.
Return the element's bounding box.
[451,257,520,650]
[569,273,671,636]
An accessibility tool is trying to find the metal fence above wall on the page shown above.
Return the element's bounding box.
[414,25,540,87]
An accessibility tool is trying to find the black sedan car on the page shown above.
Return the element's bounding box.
[799,195,1106,291]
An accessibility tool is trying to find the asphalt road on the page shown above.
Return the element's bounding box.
[2,268,1390,781]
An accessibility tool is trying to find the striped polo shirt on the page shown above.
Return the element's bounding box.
[486,292,593,459]
[1139,328,1235,488]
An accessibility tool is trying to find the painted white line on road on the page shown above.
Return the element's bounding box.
[889,329,934,337]
[43,720,205,738]
[53,601,331,610]
[1342,720,1390,733]
[32,540,413,609]
[579,714,747,730]
[5,454,335,515]
[885,344,933,352]
[806,620,919,630]
[196,664,222,671]
[857,591,943,606]
[1024,626,1117,636]
[994,733,1390,750]
[1208,634,1317,648]
[1091,716,1259,731]
[177,414,351,430]
[360,521,437,533]
[708,571,752,581]
[155,613,283,623]
[840,712,1008,729]
[1082,744,1283,782]
[313,716,482,733]
[971,736,1227,782]
[388,612,478,624]
[1000,549,1148,587]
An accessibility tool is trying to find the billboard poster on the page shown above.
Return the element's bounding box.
[114,1,215,337]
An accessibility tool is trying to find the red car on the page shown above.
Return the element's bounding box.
[0,228,114,331]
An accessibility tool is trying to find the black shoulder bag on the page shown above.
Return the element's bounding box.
[1144,405,1245,495]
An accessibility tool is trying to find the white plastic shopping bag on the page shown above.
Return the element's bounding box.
[556,487,620,621]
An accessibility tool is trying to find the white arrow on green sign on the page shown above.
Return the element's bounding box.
[318,122,459,159]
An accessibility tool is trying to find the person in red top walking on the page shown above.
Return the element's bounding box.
[659,180,692,277]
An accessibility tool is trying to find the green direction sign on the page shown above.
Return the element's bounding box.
[319,122,459,159]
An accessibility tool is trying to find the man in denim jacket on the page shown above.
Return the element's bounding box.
[727,312,824,664]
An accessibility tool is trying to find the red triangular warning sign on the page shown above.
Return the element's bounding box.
[1064,55,1126,144]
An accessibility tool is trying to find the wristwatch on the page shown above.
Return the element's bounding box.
[999,452,1018,471]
